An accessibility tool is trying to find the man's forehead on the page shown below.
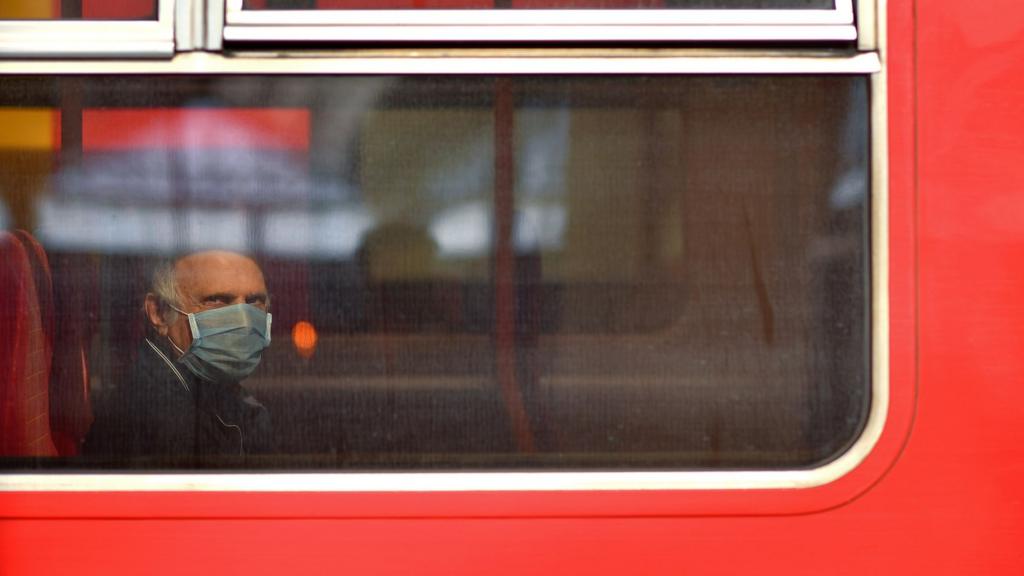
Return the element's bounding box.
[174,251,266,294]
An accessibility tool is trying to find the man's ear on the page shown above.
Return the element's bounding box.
[144,293,170,336]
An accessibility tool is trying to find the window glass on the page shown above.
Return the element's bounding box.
[0,75,869,471]
[241,0,835,10]
[0,0,158,20]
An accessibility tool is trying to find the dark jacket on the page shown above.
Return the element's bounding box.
[84,338,273,466]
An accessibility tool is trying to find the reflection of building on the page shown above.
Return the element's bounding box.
[39,107,358,256]
[34,93,574,261]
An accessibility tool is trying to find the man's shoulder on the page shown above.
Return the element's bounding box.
[129,340,197,408]
[93,340,197,431]
[83,340,199,457]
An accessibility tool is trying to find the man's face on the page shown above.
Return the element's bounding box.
[152,251,269,354]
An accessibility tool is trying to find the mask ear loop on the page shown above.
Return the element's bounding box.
[166,303,199,354]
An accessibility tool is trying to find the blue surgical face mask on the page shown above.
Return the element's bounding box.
[167,303,272,383]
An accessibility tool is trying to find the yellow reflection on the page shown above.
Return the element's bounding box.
[291,320,318,360]
[0,109,59,150]
[0,1,54,19]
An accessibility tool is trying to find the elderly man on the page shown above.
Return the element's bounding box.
[86,250,274,461]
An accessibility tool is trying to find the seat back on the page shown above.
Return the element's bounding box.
[47,251,99,456]
[0,230,57,456]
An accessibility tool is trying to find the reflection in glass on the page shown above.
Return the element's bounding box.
[0,0,158,20]
[0,75,869,470]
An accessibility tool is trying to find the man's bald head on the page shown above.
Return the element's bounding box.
[145,250,269,355]
[172,251,268,310]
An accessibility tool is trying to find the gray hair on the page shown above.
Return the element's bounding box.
[149,259,183,323]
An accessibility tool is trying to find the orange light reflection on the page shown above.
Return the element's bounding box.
[291,320,318,359]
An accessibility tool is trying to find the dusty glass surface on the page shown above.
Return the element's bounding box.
[241,1,836,10]
[0,75,869,470]
[0,0,158,20]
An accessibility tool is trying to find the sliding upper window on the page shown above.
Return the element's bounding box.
[224,0,857,44]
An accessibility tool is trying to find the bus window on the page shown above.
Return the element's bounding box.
[0,74,869,471]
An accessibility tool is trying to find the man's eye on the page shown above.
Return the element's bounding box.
[203,296,232,307]
[245,294,269,308]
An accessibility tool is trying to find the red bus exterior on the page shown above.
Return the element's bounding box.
[3,1,1024,573]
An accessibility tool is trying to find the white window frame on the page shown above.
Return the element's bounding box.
[0,0,888,494]
[0,47,886,492]
[222,0,856,44]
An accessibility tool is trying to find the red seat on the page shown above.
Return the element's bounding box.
[0,230,58,456]
[47,251,98,456]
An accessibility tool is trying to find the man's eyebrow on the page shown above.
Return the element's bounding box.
[246,292,268,302]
